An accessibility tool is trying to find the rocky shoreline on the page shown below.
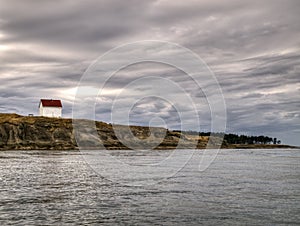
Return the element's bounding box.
[0,113,297,150]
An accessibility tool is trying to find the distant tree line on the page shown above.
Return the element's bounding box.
[222,133,281,145]
[172,130,281,145]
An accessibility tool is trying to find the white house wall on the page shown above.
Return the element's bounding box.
[39,106,62,118]
[39,105,43,116]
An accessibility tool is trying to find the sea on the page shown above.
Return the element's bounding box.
[0,149,299,225]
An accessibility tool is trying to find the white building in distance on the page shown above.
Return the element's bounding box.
[39,99,62,118]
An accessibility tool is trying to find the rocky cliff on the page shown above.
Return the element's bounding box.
[0,114,76,150]
[0,113,296,150]
[0,113,213,150]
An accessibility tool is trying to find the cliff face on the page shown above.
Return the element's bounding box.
[0,114,212,150]
[1,114,294,150]
[0,114,76,150]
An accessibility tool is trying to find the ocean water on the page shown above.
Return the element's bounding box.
[0,149,299,225]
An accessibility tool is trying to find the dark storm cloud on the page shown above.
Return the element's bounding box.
[0,0,152,53]
[0,0,299,145]
[242,53,300,77]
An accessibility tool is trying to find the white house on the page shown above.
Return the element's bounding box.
[39,99,62,118]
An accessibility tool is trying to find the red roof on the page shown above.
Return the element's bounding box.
[40,99,62,107]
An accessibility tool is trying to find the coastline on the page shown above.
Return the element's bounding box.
[0,113,298,151]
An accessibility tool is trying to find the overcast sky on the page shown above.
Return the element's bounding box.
[0,0,299,145]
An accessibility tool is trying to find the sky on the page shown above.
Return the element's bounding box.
[0,0,299,145]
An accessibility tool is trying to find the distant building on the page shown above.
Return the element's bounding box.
[39,99,62,118]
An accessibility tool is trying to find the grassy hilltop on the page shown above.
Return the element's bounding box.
[0,113,296,150]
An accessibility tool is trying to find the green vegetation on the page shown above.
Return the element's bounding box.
[175,131,281,145]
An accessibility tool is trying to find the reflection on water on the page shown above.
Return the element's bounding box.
[0,149,299,225]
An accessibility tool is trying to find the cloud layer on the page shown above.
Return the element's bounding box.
[0,0,299,145]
